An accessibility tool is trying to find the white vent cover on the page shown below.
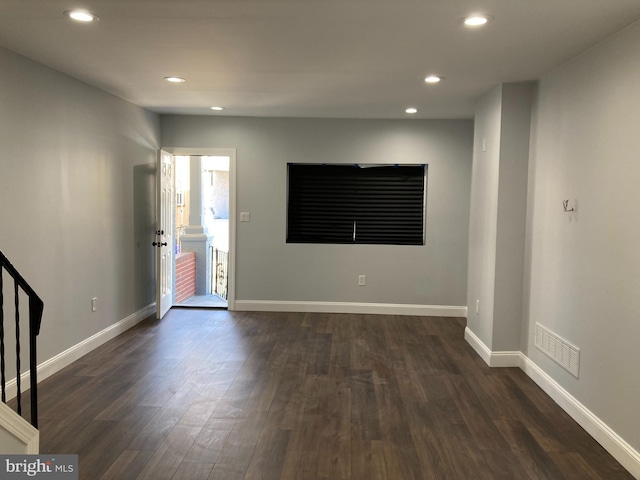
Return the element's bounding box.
[534,323,580,378]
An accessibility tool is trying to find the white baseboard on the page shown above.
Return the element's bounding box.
[4,303,156,401]
[464,327,492,364]
[464,327,640,479]
[519,356,640,479]
[464,327,521,367]
[234,300,467,317]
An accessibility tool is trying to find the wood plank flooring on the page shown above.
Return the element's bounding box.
[21,309,634,479]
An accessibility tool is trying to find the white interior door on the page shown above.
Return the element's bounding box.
[156,150,175,319]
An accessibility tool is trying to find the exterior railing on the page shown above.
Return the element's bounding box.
[0,250,43,428]
[211,247,229,300]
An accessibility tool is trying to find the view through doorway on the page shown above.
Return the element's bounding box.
[174,155,230,308]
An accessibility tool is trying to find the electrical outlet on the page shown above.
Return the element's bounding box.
[475,299,480,315]
[358,275,366,286]
[91,297,97,312]
[240,212,251,222]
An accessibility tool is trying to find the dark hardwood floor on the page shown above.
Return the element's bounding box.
[22,309,633,479]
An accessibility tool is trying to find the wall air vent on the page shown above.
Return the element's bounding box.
[534,323,580,378]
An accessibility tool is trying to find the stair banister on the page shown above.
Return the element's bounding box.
[0,250,43,428]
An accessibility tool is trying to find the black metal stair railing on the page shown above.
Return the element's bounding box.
[0,250,43,429]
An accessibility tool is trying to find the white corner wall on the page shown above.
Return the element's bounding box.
[161,116,473,311]
[526,18,640,458]
[0,47,159,379]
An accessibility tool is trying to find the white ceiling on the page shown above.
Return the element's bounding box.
[2,0,640,119]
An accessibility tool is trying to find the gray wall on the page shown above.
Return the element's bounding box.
[162,116,473,306]
[526,20,640,450]
[467,83,533,352]
[0,47,159,370]
[493,83,533,351]
[466,85,503,348]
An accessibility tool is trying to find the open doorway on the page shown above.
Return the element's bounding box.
[171,153,234,309]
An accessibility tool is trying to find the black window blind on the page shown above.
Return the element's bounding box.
[287,164,426,245]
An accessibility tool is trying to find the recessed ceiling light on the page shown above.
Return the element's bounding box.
[164,76,186,83]
[405,107,418,114]
[463,14,493,27]
[64,10,99,22]
[425,75,443,84]
[210,106,224,111]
